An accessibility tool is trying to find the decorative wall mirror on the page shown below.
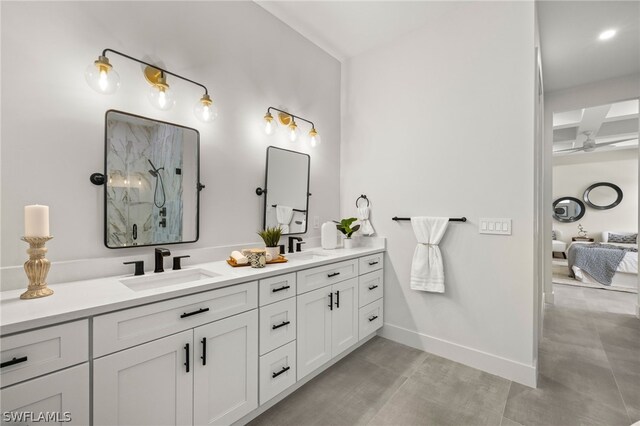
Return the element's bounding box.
[552,197,585,223]
[100,110,201,248]
[257,146,310,235]
[583,182,623,210]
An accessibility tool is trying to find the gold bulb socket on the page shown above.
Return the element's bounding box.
[264,111,274,122]
[200,94,213,106]
[309,128,319,137]
[288,119,298,131]
[95,55,112,73]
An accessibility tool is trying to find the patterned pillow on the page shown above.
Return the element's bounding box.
[551,230,557,240]
[608,233,637,244]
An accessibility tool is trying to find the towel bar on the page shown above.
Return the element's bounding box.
[392,216,467,222]
[271,204,307,213]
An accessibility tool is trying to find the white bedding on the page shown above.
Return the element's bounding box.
[568,241,638,291]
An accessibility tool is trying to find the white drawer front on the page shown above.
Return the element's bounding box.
[296,259,358,294]
[1,320,88,388]
[259,341,296,405]
[359,299,383,341]
[359,253,384,274]
[358,270,384,308]
[259,273,296,307]
[93,282,258,357]
[259,298,296,355]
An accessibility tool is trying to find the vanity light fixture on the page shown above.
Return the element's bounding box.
[85,49,217,123]
[262,107,321,147]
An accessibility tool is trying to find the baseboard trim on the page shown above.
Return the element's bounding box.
[380,322,537,388]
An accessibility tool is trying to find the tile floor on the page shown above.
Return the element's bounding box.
[250,284,639,426]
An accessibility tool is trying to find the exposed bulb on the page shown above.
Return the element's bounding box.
[194,94,218,123]
[147,74,174,111]
[263,111,278,136]
[288,120,300,142]
[309,127,322,148]
[85,55,120,94]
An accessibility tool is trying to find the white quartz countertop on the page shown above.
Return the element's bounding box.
[0,246,384,335]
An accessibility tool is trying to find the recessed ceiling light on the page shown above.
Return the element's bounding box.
[598,29,617,41]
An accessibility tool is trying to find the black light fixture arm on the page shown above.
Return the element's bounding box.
[102,48,209,95]
[267,106,315,128]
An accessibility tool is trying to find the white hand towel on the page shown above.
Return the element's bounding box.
[410,217,449,293]
[358,207,375,236]
[231,250,248,265]
[276,205,294,234]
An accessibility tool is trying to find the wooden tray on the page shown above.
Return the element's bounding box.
[226,256,288,268]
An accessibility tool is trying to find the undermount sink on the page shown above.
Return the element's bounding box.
[120,268,221,292]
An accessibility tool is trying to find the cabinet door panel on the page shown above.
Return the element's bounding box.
[193,310,258,426]
[296,287,332,380]
[93,331,193,426]
[1,364,89,425]
[331,278,359,358]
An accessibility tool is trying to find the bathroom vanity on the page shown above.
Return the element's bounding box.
[0,245,384,425]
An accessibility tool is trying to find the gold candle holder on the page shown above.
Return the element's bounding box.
[20,236,54,299]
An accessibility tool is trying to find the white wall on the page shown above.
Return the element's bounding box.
[0,2,341,289]
[341,2,536,385]
[552,150,638,242]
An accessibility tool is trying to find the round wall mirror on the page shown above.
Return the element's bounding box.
[553,197,586,222]
[583,182,623,210]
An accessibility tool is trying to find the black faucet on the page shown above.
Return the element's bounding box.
[288,236,304,253]
[154,248,171,273]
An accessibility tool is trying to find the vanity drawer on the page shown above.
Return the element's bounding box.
[93,282,258,357]
[296,259,358,294]
[259,273,296,307]
[259,341,296,405]
[259,298,296,355]
[359,299,384,341]
[359,253,384,274]
[358,270,384,308]
[0,320,88,388]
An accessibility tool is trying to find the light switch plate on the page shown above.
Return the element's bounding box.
[479,218,512,235]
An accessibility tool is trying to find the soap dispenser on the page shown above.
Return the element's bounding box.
[321,221,338,249]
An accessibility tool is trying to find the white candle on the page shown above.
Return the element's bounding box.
[24,205,50,237]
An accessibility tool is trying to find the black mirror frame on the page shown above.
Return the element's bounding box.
[583,182,623,210]
[552,196,586,223]
[262,146,311,236]
[102,110,201,249]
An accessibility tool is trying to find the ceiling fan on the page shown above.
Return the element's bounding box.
[555,131,637,153]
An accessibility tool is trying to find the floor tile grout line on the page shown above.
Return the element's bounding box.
[500,381,512,420]
[364,375,410,425]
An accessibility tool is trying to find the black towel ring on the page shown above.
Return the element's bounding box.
[355,194,370,208]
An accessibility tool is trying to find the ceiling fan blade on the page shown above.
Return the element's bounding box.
[593,138,638,147]
[554,146,584,153]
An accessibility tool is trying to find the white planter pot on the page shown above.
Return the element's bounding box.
[343,238,355,249]
[265,246,281,260]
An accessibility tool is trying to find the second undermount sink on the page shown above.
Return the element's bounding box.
[120,268,221,292]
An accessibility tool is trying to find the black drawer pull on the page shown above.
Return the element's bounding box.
[180,307,210,318]
[335,290,340,308]
[184,344,190,373]
[1,356,28,368]
[272,321,291,330]
[272,285,290,293]
[368,284,379,290]
[327,272,340,278]
[368,261,379,266]
[369,315,379,322]
[328,292,333,310]
[272,366,290,378]
[201,338,207,366]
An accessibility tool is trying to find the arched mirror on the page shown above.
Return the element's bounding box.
[583,182,623,210]
[553,197,585,223]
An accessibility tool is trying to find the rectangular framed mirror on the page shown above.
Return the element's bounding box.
[263,146,310,235]
[104,110,200,248]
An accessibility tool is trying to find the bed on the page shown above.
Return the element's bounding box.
[568,231,638,292]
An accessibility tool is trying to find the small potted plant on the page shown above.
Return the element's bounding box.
[335,218,360,249]
[258,226,283,259]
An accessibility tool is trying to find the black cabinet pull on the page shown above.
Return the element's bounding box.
[368,261,379,266]
[369,315,378,322]
[272,285,290,293]
[184,344,190,373]
[272,366,290,378]
[368,284,379,290]
[180,307,210,318]
[335,290,340,308]
[201,338,207,366]
[272,321,291,330]
[327,272,340,278]
[1,356,28,368]
[328,292,333,311]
